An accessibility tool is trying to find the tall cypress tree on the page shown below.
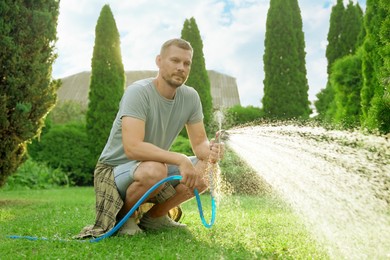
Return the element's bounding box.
[86,5,125,162]
[181,17,213,132]
[340,1,364,56]
[316,0,363,122]
[315,0,345,120]
[361,0,389,132]
[262,0,310,119]
[325,1,364,125]
[379,0,390,125]
[0,0,60,186]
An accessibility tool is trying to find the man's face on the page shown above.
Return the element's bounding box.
[158,45,192,88]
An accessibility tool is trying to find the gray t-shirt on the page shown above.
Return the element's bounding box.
[99,78,203,166]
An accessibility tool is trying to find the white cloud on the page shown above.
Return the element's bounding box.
[52,0,366,107]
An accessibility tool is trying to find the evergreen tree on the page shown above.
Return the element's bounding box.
[262,0,310,119]
[326,0,347,74]
[181,17,213,133]
[330,52,363,128]
[316,0,363,122]
[361,0,390,132]
[340,1,364,56]
[0,0,60,186]
[315,0,345,120]
[379,0,390,123]
[86,5,125,162]
[324,1,364,123]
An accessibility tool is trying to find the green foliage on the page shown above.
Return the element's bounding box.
[3,158,70,190]
[329,52,363,128]
[0,1,60,186]
[315,82,335,122]
[86,4,125,162]
[361,0,390,133]
[379,0,390,119]
[262,0,311,119]
[341,1,364,55]
[225,105,264,127]
[170,135,193,156]
[326,0,347,74]
[49,101,86,124]
[316,0,363,121]
[181,17,213,133]
[28,123,95,186]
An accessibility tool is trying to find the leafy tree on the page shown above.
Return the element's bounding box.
[86,4,125,162]
[361,0,389,132]
[262,0,310,119]
[0,0,60,186]
[181,17,213,133]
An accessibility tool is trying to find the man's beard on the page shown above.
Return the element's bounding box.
[162,73,187,88]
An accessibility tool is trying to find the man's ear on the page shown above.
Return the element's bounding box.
[155,55,161,68]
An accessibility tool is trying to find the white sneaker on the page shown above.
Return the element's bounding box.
[117,218,143,236]
[139,213,187,231]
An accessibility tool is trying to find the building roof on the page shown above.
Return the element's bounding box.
[57,70,240,109]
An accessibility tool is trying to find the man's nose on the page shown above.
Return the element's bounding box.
[176,62,185,71]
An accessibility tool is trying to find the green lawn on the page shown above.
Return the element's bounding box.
[0,187,328,259]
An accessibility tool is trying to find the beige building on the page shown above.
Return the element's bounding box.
[57,70,240,109]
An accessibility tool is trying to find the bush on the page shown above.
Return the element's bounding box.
[4,158,70,190]
[48,101,87,125]
[170,135,193,156]
[28,123,95,186]
[225,105,264,127]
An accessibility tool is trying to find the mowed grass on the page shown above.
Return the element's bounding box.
[0,187,328,259]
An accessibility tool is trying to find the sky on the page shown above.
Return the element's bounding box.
[52,0,366,108]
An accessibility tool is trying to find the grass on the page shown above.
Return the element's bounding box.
[0,187,328,259]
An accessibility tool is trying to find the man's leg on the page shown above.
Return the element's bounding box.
[138,159,209,230]
[116,161,168,235]
[117,161,168,220]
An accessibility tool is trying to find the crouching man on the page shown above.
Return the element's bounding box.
[75,38,224,238]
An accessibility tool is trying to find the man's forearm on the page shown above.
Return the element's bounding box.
[124,141,189,166]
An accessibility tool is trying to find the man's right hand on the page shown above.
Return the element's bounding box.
[178,156,197,189]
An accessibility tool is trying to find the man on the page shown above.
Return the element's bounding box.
[76,38,224,238]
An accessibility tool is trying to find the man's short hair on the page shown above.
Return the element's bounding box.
[160,38,193,56]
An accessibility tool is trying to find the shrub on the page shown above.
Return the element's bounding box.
[225,105,264,127]
[4,158,70,190]
[171,135,193,156]
[48,101,86,125]
[28,123,95,186]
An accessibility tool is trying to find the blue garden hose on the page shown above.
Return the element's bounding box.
[7,175,216,243]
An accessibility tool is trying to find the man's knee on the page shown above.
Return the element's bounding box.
[135,161,168,186]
